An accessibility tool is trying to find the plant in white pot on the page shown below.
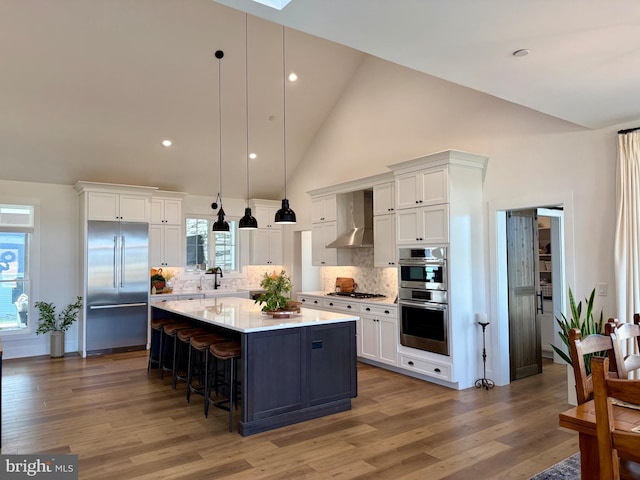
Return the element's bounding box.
[35,296,83,358]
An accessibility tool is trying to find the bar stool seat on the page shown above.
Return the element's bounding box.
[160,322,194,380]
[186,332,228,403]
[206,340,242,431]
[148,318,175,374]
[173,327,210,389]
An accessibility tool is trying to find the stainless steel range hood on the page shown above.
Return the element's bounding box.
[327,190,374,248]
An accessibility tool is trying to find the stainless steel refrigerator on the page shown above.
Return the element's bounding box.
[86,221,149,354]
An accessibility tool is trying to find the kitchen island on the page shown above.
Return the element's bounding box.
[151,297,358,436]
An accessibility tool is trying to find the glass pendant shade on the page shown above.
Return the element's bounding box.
[239,207,258,229]
[212,207,229,232]
[274,198,296,224]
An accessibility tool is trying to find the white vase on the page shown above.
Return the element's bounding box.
[50,331,65,358]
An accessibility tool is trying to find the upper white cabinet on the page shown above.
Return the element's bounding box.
[373,182,395,215]
[373,214,397,266]
[312,222,339,266]
[149,193,184,267]
[251,200,282,230]
[151,197,182,225]
[87,192,150,222]
[396,204,449,245]
[311,195,337,223]
[75,181,156,222]
[395,166,448,210]
[247,199,283,265]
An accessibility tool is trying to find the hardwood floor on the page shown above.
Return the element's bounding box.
[1,352,577,479]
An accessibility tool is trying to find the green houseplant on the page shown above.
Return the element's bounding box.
[551,287,606,374]
[35,296,83,358]
[255,270,293,312]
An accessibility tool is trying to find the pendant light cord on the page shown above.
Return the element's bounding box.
[245,14,250,204]
[217,50,224,205]
[282,26,287,200]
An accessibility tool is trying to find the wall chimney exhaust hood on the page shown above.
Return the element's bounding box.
[327,190,374,248]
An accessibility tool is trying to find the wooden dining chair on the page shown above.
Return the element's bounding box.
[568,328,616,404]
[606,315,640,380]
[591,356,640,480]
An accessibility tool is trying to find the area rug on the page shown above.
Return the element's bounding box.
[529,453,580,479]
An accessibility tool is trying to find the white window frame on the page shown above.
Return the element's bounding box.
[0,199,40,336]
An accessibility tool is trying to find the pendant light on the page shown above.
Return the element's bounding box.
[274,26,296,224]
[212,49,229,232]
[239,14,258,230]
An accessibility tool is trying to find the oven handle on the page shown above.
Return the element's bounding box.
[399,299,447,310]
[399,259,446,266]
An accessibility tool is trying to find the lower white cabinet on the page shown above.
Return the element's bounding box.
[359,304,398,366]
[399,353,452,382]
[150,224,182,267]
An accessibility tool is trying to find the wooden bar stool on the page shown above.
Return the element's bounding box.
[186,332,227,403]
[148,317,174,374]
[173,327,210,389]
[160,322,194,380]
[205,340,242,432]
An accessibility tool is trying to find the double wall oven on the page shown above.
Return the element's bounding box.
[398,247,449,356]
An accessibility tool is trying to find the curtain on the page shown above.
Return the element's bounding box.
[614,130,640,376]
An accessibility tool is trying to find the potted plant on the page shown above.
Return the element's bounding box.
[255,270,297,314]
[35,296,83,358]
[551,286,606,374]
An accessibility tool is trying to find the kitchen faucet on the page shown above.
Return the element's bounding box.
[211,266,223,289]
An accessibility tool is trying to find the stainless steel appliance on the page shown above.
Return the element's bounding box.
[398,247,446,290]
[398,246,449,355]
[86,221,149,354]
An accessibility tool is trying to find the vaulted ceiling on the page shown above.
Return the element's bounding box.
[2,0,638,199]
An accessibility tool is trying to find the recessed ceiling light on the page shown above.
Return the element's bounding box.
[512,49,530,57]
[161,139,172,147]
[249,153,257,159]
[288,72,298,82]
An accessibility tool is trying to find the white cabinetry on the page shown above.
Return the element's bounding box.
[373,181,397,267]
[373,214,396,266]
[149,193,183,267]
[311,195,337,223]
[86,191,150,222]
[151,197,182,225]
[359,304,398,366]
[395,167,448,210]
[248,199,283,266]
[389,150,487,390]
[310,194,351,266]
[373,182,395,215]
[396,204,449,245]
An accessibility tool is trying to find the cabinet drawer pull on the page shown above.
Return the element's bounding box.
[329,302,333,306]
[408,361,414,366]
[314,300,318,304]
[434,368,441,373]
[347,305,351,309]
[302,298,306,302]
[384,310,389,314]
[365,307,371,311]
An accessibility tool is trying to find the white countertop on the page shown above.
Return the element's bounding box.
[151,296,359,333]
[151,288,249,297]
[298,291,398,306]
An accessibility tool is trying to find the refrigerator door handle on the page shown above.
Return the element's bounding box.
[113,235,118,288]
[89,303,148,310]
[120,235,125,287]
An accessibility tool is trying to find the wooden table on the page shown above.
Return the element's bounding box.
[559,399,640,479]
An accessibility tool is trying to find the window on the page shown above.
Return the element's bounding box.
[0,205,34,332]
[185,216,239,274]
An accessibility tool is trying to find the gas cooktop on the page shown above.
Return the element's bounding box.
[326,292,386,299]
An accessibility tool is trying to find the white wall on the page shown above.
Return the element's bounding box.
[284,55,624,384]
[0,180,80,359]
